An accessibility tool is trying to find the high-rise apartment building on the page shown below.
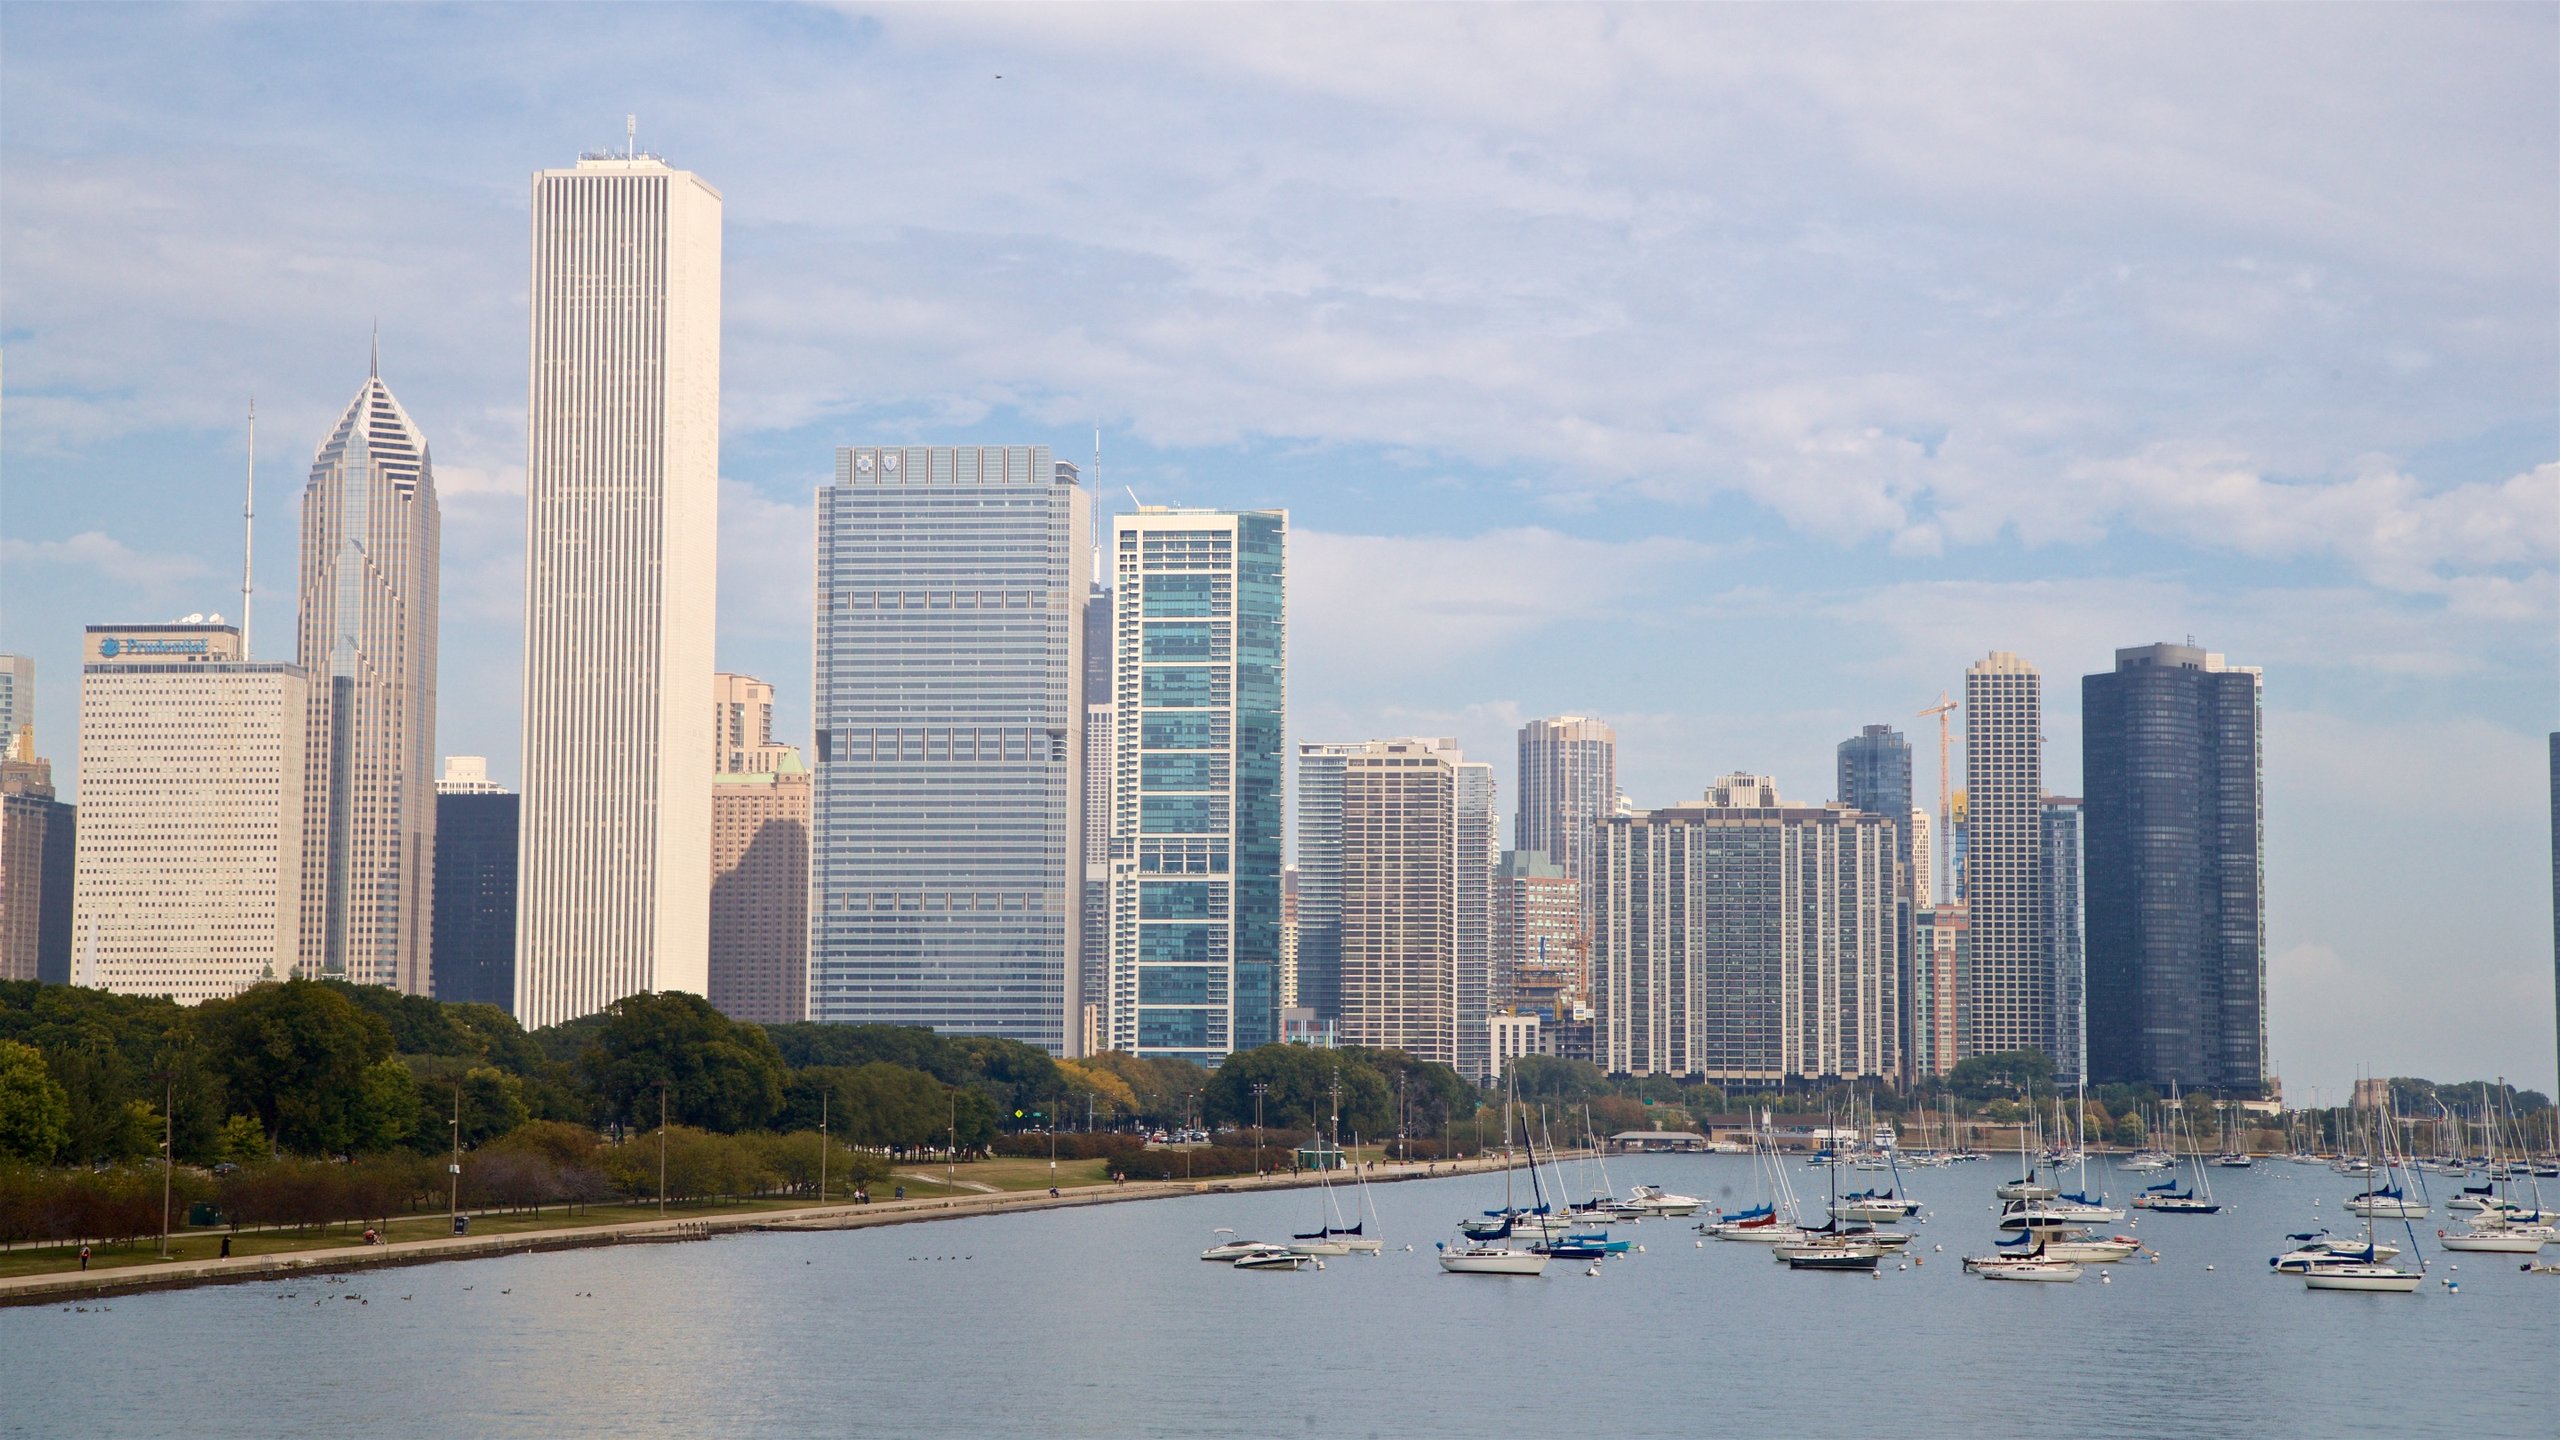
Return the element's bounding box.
[711,761,810,1025]
[2083,643,2266,1094]
[0,655,31,749]
[1453,758,1498,1082]
[1278,866,1300,1010]
[1105,506,1285,1063]
[812,446,1089,1052]
[1516,717,1616,910]
[1913,901,1966,1078]
[1839,723,1917,1081]
[2042,795,2086,1085]
[1335,739,1460,1066]
[1292,741,1359,1024]
[432,757,517,1008]
[1596,776,1900,1084]
[0,721,75,984]
[1078,578,1114,1051]
[714,673,798,775]
[1961,652,2044,1059]
[296,360,439,994]
[75,624,306,1001]
[514,149,722,1029]
[1494,849,1583,1022]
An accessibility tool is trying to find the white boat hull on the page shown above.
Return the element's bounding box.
[2346,1199,2429,1219]
[1439,1248,1549,1275]
[1287,1239,1354,1256]
[1707,1223,1807,1244]
[1977,1260,2084,1282]
[2436,1230,2548,1253]
[2040,1238,2141,1262]
[2303,1266,2423,1292]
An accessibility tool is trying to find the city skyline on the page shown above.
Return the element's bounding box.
[1,6,2552,1096]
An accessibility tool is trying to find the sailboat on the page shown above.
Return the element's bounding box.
[2136,1085,2221,1215]
[2304,1096,2425,1293]
[2437,1090,2554,1254]
[1439,1092,1549,1277]
[1705,1111,1810,1243]
[1780,1116,1885,1272]
[1290,1081,1365,1256]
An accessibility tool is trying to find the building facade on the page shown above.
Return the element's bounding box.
[0,723,74,985]
[2082,643,2266,1094]
[432,757,517,1008]
[1453,758,1498,1082]
[1105,506,1285,1064]
[812,445,1089,1053]
[0,655,31,749]
[1516,716,1616,913]
[1913,901,1967,1078]
[1961,652,2045,1060]
[1488,1011,1542,1079]
[1595,777,1900,1085]
[297,362,439,994]
[2041,795,2086,1085]
[515,151,723,1028]
[1078,577,1114,1051]
[1292,741,1357,1024]
[714,672,798,775]
[1838,723,1917,1081]
[711,762,811,1024]
[1493,849,1584,1022]
[75,624,306,1002]
[1336,739,1460,1065]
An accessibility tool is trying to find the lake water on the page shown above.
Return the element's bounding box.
[4,1155,2553,1438]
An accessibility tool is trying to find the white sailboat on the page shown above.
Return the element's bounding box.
[2305,1091,2425,1293]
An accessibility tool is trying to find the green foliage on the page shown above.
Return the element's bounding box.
[763,1023,1064,1117]
[576,992,787,1133]
[779,1063,957,1150]
[0,1039,72,1163]
[1077,1051,1208,1125]
[1201,1044,1393,1138]
[1943,1051,2056,1103]
[598,1126,778,1203]
[213,1114,271,1166]
[192,979,396,1155]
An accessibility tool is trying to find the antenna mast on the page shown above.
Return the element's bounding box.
[627,114,637,159]
[241,399,257,658]
[1916,691,1958,899]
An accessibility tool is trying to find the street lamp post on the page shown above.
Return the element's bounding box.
[658,1082,669,1219]
[819,1090,829,1205]
[157,1073,173,1259]
[1251,1083,1269,1174]
[448,1086,462,1230]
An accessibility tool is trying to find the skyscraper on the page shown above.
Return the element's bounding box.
[0,720,74,985]
[1453,757,1498,1082]
[812,446,1089,1052]
[0,654,31,748]
[714,672,797,774]
[1838,723,1916,1081]
[1913,901,1966,1078]
[711,760,810,1025]
[75,623,306,1001]
[1079,576,1114,1051]
[1292,741,1357,1024]
[296,358,439,994]
[432,758,517,1008]
[1595,776,1899,1084]
[2041,795,2085,1085]
[515,149,721,1029]
[1106,506,1285,1063]
[2083,642,2266,1094]
[1336,739,1460,1065]
[1516,717,1616,910]
[1961,652,2045,1059]
[1493,849,1583,1022]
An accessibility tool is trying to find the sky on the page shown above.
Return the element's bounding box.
[2,4,2553,1099]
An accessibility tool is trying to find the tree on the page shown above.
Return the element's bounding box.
[1202,1045,1392,1138]
[0,1040,71,1163]
[355,1058,423,1153]
[213,1114,271,1166]
[1945,1050,2056,1104]
[192,979,395,1155]
[578,992,787,1133]
[1056,1060,1140,1124]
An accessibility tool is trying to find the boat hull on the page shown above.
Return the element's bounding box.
[1439,1249,1549,1275]
[1976,1260,2084,1282]
[2436,1231,2547,1253]
[2303,1267,2422,1292]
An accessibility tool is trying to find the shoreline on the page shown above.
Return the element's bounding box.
[0,1149,1538,1310]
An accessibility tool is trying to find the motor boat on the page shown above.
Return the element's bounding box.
[1231,1244,1311,1271]
[1625,1183,1702,1217]
[1200,1229,1267,1261]
[2436,1224,2554,1254]
[2270,1232,2401,1273]
[1830,1188,1921,1223]
[2345,1185,2429,1220]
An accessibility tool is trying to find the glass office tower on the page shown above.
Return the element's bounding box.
[1106,507,1285,1064]
[811,446,1090,1053]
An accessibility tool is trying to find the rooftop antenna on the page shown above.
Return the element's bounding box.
[627,114,637,159]
[241,399,257,658]
[371,320,380,380]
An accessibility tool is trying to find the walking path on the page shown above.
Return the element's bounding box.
[0,1149,1539,1309]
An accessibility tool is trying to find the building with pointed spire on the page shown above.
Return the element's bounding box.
[295,356,440,993]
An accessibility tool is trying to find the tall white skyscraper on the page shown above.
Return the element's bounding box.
[296,358,439,994]
[75,623,307,1002]
[514,150,722,1029]
[1962,651,2045,1059]
[812,446,1090,1053]
[1453,756,1497,1082]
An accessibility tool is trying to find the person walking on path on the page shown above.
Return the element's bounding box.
[78,1245,91,1271]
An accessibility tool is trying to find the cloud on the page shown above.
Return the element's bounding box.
[2,530,212,592]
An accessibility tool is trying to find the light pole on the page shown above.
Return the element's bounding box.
[1251,1083,1269,1174]
[448,1085,462,1229]
[819,1089,830,1205]
[658,1081,669,1219]
[157,1073,174,1259]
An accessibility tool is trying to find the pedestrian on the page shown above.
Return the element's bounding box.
[79,1244,91,1271]
[219,1235,232,1259]
[895,1184,905,1201]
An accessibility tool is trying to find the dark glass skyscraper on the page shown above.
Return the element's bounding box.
[2083,643,2265,1095]
[1838,724,1916,1080]
[431,783,518,1009]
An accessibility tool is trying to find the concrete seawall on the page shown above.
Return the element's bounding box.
[0,1149,1545,1309]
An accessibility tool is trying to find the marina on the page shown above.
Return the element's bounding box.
[6,1152,2553,1438]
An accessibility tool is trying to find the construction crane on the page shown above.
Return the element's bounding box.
[1916,691,1958,901]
